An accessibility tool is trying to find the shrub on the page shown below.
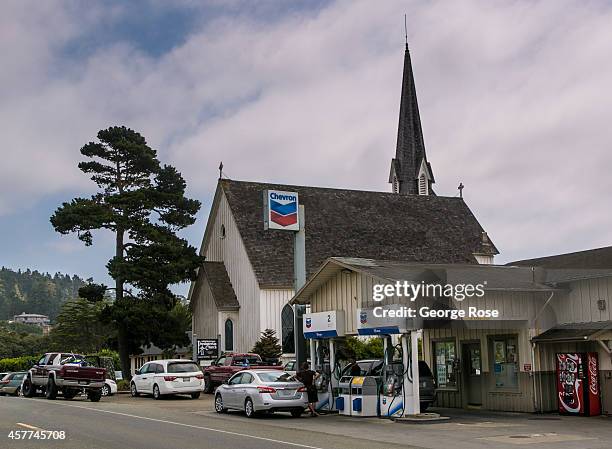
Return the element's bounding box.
[0,355,38,372]
[116,379,130,391]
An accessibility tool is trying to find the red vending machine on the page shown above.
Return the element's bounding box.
[556,352,601,416]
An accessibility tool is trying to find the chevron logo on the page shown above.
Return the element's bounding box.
[266,190,299,230]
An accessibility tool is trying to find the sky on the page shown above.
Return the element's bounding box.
[1,0,612,295]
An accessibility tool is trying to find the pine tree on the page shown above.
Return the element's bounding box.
[251,329,282,361]
[50,126,203,378]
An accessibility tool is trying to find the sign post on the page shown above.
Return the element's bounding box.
[263,190,306,368]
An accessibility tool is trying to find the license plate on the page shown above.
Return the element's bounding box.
[279,389,294,397]
[183,377,190,382]
[79,380,88,385]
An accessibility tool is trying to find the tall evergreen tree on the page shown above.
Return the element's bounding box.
[50,126,203,378]
[251,329,282,361]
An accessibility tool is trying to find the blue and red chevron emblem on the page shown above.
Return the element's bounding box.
[270,199,298,227]
[265,190,300,231]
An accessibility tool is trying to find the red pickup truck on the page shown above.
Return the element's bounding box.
[202,353,282,393]
[22,353,106,402]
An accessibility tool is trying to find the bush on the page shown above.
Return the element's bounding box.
[0,355,38,372]
[116,379,130,391]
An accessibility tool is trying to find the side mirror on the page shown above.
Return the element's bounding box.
[135,369,141,376]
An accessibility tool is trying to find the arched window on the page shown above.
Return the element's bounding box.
[281,304,295,354]
[224,319,233,351]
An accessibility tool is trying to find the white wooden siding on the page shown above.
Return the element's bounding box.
[260,289,294,335]
[552,277,612,324]
[196,191,262,353]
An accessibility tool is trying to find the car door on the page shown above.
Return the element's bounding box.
[134,363,150,391]
[223,373,243,408]
[237,372,255,407]
[142,363,161,393]
[210,356,226,383]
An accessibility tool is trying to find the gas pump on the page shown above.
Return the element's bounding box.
[357,306,422,418]
[303,310,345,412]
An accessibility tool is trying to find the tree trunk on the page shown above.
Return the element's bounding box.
[118,325,131,380]
[116,226,130,378]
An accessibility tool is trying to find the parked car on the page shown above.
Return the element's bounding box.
[203,353,283,393]
[101,378,117,396]
[0,372,27,396]
[214,369,307,418]
[130,360,204,400]
[22,353,106,402]
[341,359,437,411]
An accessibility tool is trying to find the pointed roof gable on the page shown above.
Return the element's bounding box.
[391,45,434,194]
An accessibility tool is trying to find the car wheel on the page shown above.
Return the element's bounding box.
[14,387,21,397]
[101,384,111,397]
[88,389,102,402]
[130,382,139,397]
[45,377,57,400]
[190,392,201,399]
[214,394,227,413]
[203,375,214,394]
[244,398,257,418]
[291,409,303,418]
[22,376,36,398]
[153,384,161,400]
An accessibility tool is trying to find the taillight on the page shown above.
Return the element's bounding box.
[297,386,306,392]
[164,376,177,381]
[195,374,204,380]
[257,386,276,394]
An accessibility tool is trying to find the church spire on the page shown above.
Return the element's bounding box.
[389,44,434,195]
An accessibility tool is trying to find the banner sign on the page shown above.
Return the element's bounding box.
[263,190,300,231]
[196,338,219,360]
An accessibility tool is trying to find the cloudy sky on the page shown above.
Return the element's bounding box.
[2,0,612,293]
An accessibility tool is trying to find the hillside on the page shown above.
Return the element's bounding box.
[0,267,87,322]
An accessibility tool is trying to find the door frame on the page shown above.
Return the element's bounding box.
[460,340,483,408]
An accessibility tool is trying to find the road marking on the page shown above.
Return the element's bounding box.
[16,423,44,431]
[16,398,325,449]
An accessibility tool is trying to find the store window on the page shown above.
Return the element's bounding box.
[224,319,234,351]
[433,340,457,388]
[492,336,519,389]
[281,304,295,354]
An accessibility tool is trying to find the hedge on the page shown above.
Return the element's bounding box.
[0,356,38,372]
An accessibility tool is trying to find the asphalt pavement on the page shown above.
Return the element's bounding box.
[0,393,610,449]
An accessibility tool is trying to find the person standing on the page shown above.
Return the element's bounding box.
[296,362,320,417]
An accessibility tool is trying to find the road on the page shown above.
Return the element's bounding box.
[1,394,611,449]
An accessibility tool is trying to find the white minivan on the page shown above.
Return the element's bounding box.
[131,359,204,400]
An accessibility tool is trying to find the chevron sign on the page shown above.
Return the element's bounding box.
[263,190,300,231]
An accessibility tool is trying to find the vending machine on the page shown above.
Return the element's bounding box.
[556,352,601,416]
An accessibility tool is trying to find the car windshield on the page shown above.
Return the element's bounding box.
[232,356,260,366]
[167,362,200,373]
[257,372,296,383]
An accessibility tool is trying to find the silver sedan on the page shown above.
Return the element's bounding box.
[214,370,307,418]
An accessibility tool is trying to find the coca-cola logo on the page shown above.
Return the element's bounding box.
[588,357,599,396]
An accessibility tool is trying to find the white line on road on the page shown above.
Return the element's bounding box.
[16,422,45,431]
[16,398,325,449]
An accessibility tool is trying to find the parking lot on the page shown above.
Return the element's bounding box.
[2,392,611,449]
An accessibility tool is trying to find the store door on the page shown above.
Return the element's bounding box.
[463,342,482,406]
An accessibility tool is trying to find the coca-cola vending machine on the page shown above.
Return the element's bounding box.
[556,352,601,416]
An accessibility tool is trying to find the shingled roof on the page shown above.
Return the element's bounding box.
[509,246,612,269]
[202,261,239,311]
[218,179,498,288]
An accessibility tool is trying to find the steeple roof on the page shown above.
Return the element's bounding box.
[390,45,434,194]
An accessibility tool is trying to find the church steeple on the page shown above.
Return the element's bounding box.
[389,44,434,195]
